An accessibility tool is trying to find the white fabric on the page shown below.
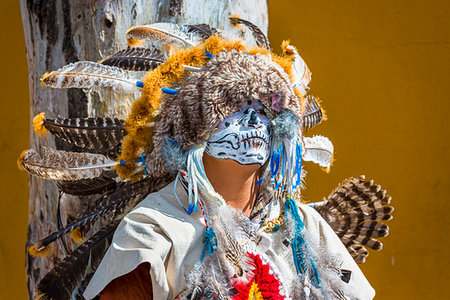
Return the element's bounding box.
[84,180,375,299]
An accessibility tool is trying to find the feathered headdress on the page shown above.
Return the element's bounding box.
[19,17,392,299]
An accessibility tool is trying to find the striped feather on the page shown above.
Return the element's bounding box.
[314,175,393,264]
[41,61,141,93]
[126,23,203,47]
[35,220,119,300]
[34,173,173,299]
[101,47,167,71]
[40,117,126,152]
[56,171,119,196]
[19,147,116,181]
[187,24,219,39]
[302,96,323,131]
[229,17,269,49]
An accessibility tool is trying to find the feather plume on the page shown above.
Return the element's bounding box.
[302,96,323,131]
[37,116,126,152]
[285,44,311,95]
[19,147,116,181]
[56,171,119,196]
[34,174,173,299]
[35,220,119,300]
[100,47,167,71]
[126,23,203,47]
[303,135,334,169]
[229,17,269,49]
[40,61,140,93]
[314,176,393,263]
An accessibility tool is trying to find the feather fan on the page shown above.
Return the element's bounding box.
[302,96,323,131]
[285,44,311,95]
[34,114,126,153]
[126,23,203,47]
[19,147,116,181]
[303,135,334,169]
[229,17,270,49]
[314,175,393,264]
[100,47,167,71]
[34,174,173,299]
[40,61,141,93]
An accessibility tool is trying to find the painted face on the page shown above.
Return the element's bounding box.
[205,101,271,165]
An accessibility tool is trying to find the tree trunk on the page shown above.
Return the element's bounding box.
[20,0,267,298]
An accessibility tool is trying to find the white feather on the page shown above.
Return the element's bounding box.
[287,45,311,95]
[41,61,140,94]
[127,23,202,47]
[303,135,334,168]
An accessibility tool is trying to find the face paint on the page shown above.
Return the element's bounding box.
[205,101,271,165]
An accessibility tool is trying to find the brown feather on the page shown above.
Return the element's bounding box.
[20,147,116,181]
[101,47,166,71]
[229,17,269,49]
[315,175,393,263]
[42,117,126,153]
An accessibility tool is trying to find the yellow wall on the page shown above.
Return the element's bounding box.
[1,0,448,299]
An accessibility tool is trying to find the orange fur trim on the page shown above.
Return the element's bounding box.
[70,227,84,244]
[33,112,48,137]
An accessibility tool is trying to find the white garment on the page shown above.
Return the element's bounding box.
[84,180,375,299]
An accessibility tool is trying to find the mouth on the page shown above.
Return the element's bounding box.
[208,131,269,150]
[239,131,269,150]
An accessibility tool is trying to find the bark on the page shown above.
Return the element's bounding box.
[20,0,267,298]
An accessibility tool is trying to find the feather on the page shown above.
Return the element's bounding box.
[229,17,269,49]
[285,44,311,95]
[314,176,394,264]
[56,171,119,196]
[126,23,203,47]
[30,174,173,256]
[303,135,334,168]
[186,24,219,39]
[100,47,167,71]
[302,96,323,131]
[40,61,141,93]
[35,220,119,300]
[36,116,126,153]
[34,174,173,299]
[19,147,116,181]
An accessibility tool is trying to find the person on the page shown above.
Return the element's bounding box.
[21,19,392,300]
[83,49,376,299]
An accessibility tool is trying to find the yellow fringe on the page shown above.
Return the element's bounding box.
[33,112,47,137]
[127,37,146,48]
[248,282,264,300]
[17,149,28,171]
[116,35,298,179]
[40,71,54,87]
[28,243,53,258]
[229,14,242,29]
[70,227,84,244]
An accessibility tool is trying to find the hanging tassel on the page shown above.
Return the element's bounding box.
[270,137,303,194]
[284,196,321,287]
[200,228,217,261]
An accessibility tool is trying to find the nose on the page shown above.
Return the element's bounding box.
[248,110,258,125]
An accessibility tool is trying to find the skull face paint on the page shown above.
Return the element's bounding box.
[205,101,271,165]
